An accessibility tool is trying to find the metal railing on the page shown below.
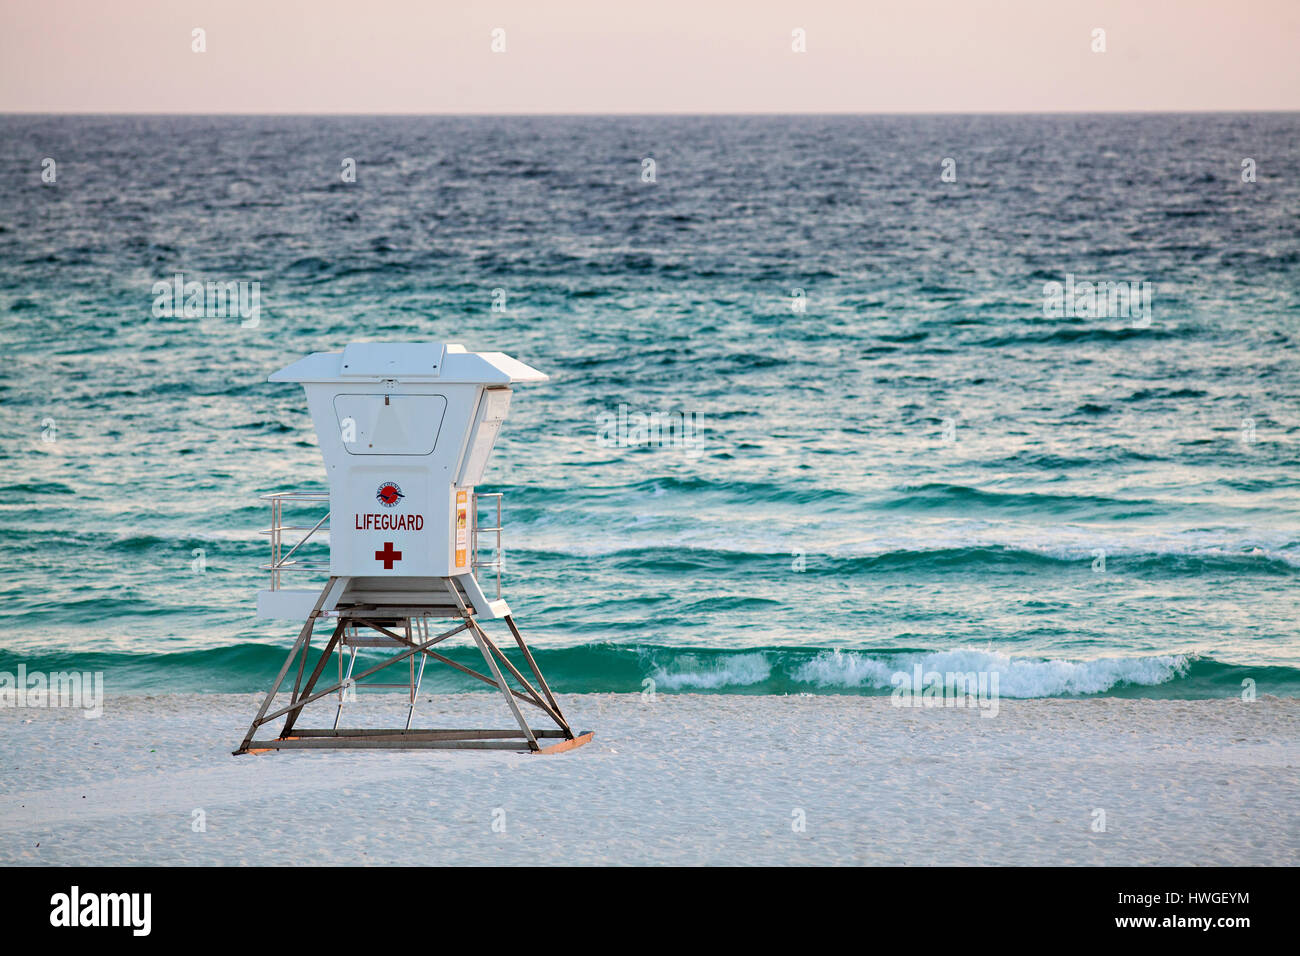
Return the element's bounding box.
[472,491,504,598]
[261,491,330,590]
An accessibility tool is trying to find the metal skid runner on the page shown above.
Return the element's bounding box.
[235,575,592,755]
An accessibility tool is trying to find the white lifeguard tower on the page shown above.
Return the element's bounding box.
[235,342,591,755]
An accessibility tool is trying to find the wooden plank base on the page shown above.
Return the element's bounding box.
[289,727,571,739]
[243,729,595,753]
[534,731,595,755]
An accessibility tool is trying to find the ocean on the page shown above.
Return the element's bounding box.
[1,113,1297,699]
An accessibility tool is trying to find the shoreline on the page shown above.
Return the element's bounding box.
[2,693,1297,866]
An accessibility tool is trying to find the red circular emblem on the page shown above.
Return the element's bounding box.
[375,481,405,507]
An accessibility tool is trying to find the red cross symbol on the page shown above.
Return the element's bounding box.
[375,541,402,569]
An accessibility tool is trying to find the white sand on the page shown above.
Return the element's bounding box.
[1,693,1297,865]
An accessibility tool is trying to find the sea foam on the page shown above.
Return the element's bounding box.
[792,648,1191,697]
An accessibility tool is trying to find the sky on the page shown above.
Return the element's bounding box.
[1,0,1297,113]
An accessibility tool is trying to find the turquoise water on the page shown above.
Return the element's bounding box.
[1,114,1297,697]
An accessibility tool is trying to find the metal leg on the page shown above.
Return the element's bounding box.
[504,615,571,734]
[334,641,359,730]
[234,577,337,755]
[339,635,351,727]
[406,617,428,731]
[289,623,313,703]
[469,623,538,751]
[471,620,568,732]
[278,620,343,739]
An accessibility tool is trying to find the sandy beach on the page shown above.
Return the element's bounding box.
[2,692,1297,866]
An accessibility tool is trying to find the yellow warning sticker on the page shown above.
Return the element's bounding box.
[455,490,468,568]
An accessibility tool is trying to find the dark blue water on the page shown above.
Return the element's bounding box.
[1,114,1297,696]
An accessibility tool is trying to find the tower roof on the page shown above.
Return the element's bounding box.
[269,342,548,384]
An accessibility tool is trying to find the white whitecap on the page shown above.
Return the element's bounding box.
[792,647,1191,697]
[648,652,772,690]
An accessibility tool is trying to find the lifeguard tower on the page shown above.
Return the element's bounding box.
[234,342,591,755]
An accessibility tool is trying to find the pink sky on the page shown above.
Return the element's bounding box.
[2,0,1297,113]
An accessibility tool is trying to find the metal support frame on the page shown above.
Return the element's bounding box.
[234,575,592,755]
